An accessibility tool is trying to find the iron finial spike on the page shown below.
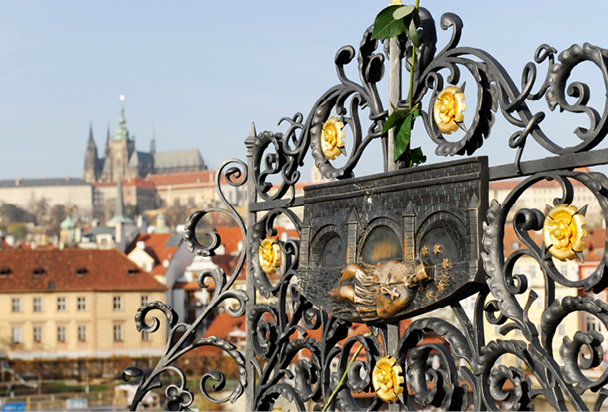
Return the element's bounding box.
[578,204,588,216]
[245,122,257,152]
[247,122,257,141]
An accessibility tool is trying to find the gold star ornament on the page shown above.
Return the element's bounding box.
[442,258,450,270]
[421,245,429,256]
[372,355,404,403]
[543,204,587,261]
[258,238,282,275]
[433,244,442,255]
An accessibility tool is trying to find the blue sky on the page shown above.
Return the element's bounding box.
[1,1,606,180]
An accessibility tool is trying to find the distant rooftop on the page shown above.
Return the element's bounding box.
[0,177,89,188]
[154,149,205,170]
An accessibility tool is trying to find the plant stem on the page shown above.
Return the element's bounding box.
[321,332,372,412]
[408,0,420,110]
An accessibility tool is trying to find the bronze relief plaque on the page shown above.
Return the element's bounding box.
[297,157,489,323]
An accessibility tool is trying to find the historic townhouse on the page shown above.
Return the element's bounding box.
[0,249,167,360]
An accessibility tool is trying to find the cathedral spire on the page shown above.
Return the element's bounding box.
[150,122,156,155]
[106,172,134,227]
[84,122,99,183]
[115,95,129,141]
[88,122,94,143]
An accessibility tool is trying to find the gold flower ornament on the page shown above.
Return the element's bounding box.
[321,116,346,160]
[433,85,466,134]
[259,238,282,275]
[543,204,587,261]
[372,355,404,403]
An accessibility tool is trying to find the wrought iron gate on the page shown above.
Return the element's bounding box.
[122,6,608,411]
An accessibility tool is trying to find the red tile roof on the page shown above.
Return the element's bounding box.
[147,171,216,188]
[191,311,245,356]
[0,249,166,293]
[214,227,243,255]
[125,233,179,275]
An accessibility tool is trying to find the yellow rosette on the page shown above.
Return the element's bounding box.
[543,204,587,261]
[259,238,282,275]
[433,85,466,134]
[372,355,404,403]
[321,116,346,160]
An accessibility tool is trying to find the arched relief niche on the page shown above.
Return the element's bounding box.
[358,217,403,264]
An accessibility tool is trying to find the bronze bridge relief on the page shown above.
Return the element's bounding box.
[297,157,489,323]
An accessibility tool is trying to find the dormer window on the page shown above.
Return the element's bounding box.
[128,268,139,276]
[33,267,45,278]
[76,267,88,276]
[0,267,11,277]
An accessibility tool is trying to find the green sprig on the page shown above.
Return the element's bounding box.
[372,1,425,167]
[321,332,373,411]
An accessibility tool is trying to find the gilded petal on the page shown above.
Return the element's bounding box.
[321,116,346,161]
[433,85,466,135]
[372,355,403,403]
[543,204,587,261]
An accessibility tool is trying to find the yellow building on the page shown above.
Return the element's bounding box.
[0,249,167,360]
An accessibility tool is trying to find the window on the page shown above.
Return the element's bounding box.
[141,331,150,341]
[33,326,42,343]
[33,297,43,312]
[78,326,87,342]
[529,265,537,278]
[113,324,122,342]
[113,296,123,311]
[57,326,66,343]
[11,327,22,344]
[586,315,601,332]
[57,297,66,312]
[12,298,21,312]
[141,295,149,307]
[558,324,566,336]
[77,297,87,311]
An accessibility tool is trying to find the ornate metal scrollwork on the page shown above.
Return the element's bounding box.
[122,159,249,410]
[125,6,608,411]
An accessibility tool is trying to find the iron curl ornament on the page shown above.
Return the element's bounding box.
[122,159,249,410]
[124,5,608,411]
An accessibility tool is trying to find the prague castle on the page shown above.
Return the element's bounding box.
[84,96,206,183]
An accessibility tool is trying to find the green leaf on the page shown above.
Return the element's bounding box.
[393,4,415,20]
[393,109,419,162]
[407,14,419,47]
[409,146,427,167]
[371,6,407,40]
[383,105,417,132]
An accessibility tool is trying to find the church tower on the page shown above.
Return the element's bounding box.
[99,96,136,182]
[84,124,100,183]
